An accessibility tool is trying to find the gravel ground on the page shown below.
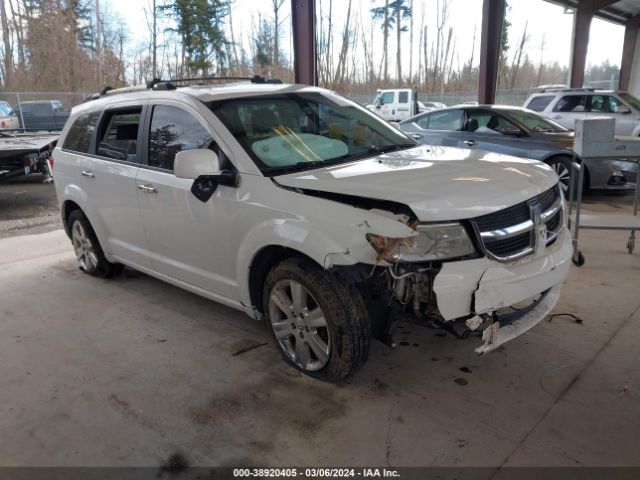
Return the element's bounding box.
[0,174,62,239]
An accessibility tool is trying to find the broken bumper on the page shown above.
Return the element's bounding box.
[433,228,572,352]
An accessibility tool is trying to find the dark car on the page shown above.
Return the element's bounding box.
[399,105,637,191]
[14,100,70,131]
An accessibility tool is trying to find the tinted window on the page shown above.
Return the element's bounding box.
[63,111,101,153]
[415,113,430,129]
[425,109,463,130]
[148,105,213,171]
[466,110,517,135]
[553,95,586,112]
[502,109,568,132]
[96,108,141,162]
[525,95,554,112]
[398,91,409,103]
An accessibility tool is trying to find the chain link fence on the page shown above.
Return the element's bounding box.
[0,92,90,132]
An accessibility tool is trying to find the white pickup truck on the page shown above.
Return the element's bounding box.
[366,88,446,122]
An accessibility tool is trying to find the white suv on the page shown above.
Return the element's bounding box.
[523,88,640,135]
[53,78,572,382]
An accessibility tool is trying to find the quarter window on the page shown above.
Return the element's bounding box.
[148,105,213,171]
[96,108,142,162]
[63,111,101,153]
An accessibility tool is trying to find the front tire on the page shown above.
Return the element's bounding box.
[68,210,123,278]
[263,257,370,383]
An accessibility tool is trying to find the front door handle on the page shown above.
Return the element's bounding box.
[411,133,423,140]
[81,170,95,178]
[464,140,476,146]
[138,184,158,194]
[552,115,562,120]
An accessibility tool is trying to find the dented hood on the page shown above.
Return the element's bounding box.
[275,145,559,222]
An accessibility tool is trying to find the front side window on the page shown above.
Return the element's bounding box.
[210,92,413,174]
[96,108,142,162]
[148,105,213,171]
[381,91,395,105]
[553,95,587,112]
[425,109,463,131]
[608,96,631,113]
[503,109,568,133]
[63,111,101,153]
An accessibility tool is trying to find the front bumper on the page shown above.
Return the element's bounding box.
[584,158,638,190]
[433,228,572,352]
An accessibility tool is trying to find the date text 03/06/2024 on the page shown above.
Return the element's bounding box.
[232,468,401,478]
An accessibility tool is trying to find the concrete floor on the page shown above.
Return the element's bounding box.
[0,196,639,469]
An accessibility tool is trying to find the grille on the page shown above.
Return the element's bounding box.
[472,185,564,261]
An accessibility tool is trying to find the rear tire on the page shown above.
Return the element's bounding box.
[263,257,370,383]
[67,210,123,278]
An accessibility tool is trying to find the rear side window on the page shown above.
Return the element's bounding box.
[398,91,409,103]
[553,95,587,112]
[148,105,213,171]
[63,111,101,153]
[424,109,463,131]
[96,108,142,162]
[525,95,554,112]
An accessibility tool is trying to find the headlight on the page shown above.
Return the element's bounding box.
[366,223,476,262]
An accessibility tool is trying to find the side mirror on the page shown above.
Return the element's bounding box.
[174,149,237,202]
[174,149,222,179]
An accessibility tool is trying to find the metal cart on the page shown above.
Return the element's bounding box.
[567,157,640,266]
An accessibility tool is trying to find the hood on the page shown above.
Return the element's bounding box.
[275,145,559,222]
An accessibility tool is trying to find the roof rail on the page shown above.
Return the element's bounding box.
[538,87,596,93]
[84,75,283,103]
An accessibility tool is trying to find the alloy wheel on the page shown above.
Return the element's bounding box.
[553,162,570,193]
[71,221,98,271]
[268,279,331,372]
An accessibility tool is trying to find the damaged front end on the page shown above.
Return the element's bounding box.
[333,207,572,354]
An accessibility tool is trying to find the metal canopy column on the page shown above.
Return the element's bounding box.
[569,0,618,88]
[620,16,640,91]
[291,0,317,85]
[478,0,505,105]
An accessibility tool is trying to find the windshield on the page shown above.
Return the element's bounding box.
[619,92,640,111]
[505,109,568,133]
[209,92,415,174]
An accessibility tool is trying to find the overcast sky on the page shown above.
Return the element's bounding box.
[108,0,625,71]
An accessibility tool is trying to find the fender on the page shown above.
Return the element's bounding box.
[60,183,113,258]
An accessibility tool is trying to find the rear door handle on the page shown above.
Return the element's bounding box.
[464,140,476,146]
[138,184,158,194]
[81,170,95,178]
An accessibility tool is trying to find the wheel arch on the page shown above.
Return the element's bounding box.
[544,153,590,188]
[247,245,320,316]
[61,199,82,237]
